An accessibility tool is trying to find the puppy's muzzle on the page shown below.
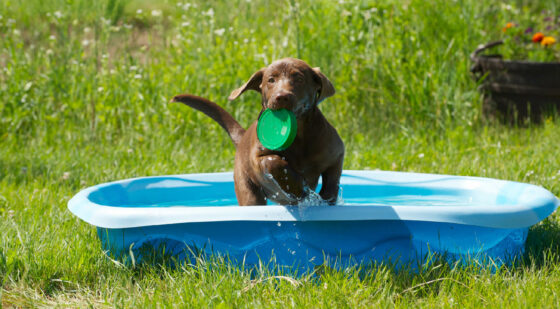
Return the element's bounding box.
[267,92,296,110]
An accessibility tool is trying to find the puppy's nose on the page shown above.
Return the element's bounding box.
[270,92,295,110]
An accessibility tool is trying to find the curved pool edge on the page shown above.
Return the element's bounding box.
[68,170,560,230]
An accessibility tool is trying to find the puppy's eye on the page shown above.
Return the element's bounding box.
[293,76,304,84]
[268,78,275,83]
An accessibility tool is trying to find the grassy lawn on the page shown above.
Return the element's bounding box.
[1,0,560,307]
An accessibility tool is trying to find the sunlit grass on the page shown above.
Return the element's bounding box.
[1,0,560,307]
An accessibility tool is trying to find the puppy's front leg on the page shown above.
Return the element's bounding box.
[258,155,306,205]
[234,172,267,206]
[319,155,344,205]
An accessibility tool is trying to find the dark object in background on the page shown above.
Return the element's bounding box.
[471,40,560,123]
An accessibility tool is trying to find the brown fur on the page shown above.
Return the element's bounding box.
[171,58,344,206]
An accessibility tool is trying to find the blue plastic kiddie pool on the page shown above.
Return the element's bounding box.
[68,170,559,270]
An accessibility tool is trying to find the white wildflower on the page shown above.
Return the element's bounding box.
[54,11,63,19]
[97,87,104,92]
[136,9,143,15]
[84,27,91,33]
[124,23,132,29]
[46,49,53,55]
[204,8,214,17]
[214,28,225,36]
[24,82,32,91]
[49,35,56,41]
[181,21,190,27]
[129,65,138,71]
[62,172,70,180]
[418,153,425,159]
[13,29,20,36]
[134,74,142,79]
[81,39,90,46]
[151,10,162,17]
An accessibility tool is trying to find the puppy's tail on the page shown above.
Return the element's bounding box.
[171,94,246,147]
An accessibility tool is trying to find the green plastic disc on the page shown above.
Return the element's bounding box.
[257,109,297,151]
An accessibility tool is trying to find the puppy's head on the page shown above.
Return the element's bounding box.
[228,58,335,117]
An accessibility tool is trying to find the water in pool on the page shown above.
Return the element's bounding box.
[151,193,473,207]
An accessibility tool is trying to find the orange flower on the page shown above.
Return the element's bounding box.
[532,32,544,43]
[541,36,556,46]
[502,22,514,32]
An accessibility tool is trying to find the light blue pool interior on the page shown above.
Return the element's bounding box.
[88,172,533,208]
[69,171,559,270]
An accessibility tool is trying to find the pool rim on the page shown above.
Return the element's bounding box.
[68,170,559,230]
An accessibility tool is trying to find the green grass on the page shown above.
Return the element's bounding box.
[1,0,560,307]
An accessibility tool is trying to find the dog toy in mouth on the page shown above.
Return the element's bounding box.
[257,109,297,151]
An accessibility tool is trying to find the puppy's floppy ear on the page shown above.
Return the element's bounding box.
[228,68,265,100]
[312,67,335,104]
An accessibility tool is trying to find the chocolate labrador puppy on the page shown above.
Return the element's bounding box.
[171,58,344,206]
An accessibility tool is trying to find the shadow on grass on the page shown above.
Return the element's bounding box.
[522,218,560,268]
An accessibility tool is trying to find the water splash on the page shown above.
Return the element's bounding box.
[336,186,345,205]
[298,187,328,207]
